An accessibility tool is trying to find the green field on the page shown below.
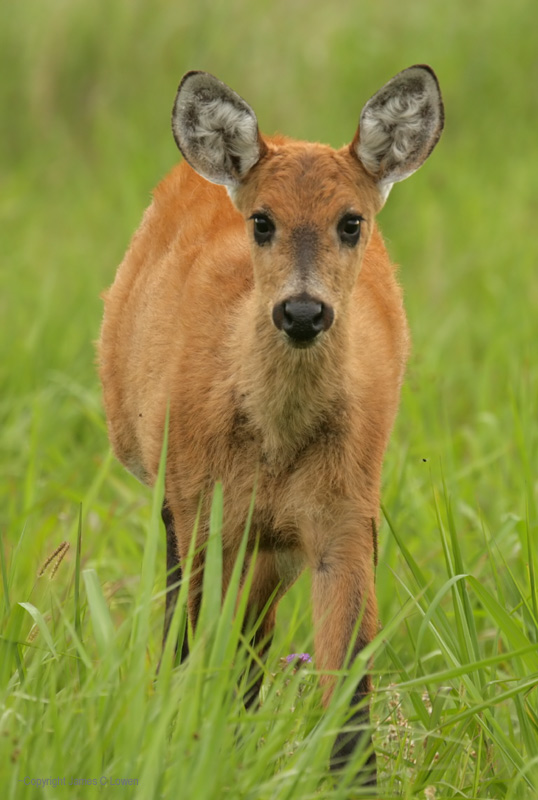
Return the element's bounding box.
[2,0,537,797]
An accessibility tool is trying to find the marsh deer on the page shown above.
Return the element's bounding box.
[99,65,444,784]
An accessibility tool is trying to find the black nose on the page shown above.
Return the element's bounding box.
[272,293,334,343]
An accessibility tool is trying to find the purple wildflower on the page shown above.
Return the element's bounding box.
[284,652,312,665]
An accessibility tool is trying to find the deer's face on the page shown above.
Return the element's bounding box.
[171,66,443,347]
[234,142,380,348]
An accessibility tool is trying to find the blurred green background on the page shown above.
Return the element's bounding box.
[2,0,536,567]
[1,0,536,587]
[2,0,538,794]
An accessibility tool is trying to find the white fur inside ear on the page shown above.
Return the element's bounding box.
[356,66,443,198]
[172,72,262,186]
[226,184,240,205]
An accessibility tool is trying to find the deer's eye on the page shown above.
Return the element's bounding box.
[251,213,275,245]
[338,214,362,247]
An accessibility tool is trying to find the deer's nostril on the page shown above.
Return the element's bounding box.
[282,299,322,338]
[272,293,334,343]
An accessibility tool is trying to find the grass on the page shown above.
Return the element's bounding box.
[1,0,538,796]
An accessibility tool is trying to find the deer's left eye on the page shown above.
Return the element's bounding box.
[338,214,362,247]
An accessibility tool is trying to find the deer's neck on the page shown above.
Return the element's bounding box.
[230,298,350,465]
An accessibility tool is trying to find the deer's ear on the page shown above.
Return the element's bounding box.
[352,65,444,204]
[172,71,266,187]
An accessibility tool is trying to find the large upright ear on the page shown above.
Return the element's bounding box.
[172,71,266,187]
[352,65,444,204]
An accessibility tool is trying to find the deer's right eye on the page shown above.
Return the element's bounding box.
[251,213,275,245]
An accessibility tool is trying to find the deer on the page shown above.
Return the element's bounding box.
[98,65,444,786]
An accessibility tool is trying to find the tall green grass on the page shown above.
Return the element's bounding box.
[2,0,537,797]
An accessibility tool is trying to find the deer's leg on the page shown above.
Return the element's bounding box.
[309,524,378,786]
[168,505,244,657]
[161,501,190,662]
[242,549,304,708]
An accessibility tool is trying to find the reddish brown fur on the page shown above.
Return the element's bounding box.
[99,131,410,769]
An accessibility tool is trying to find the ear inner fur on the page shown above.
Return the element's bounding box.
[353,65,444,202]
[172,71,265,186]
